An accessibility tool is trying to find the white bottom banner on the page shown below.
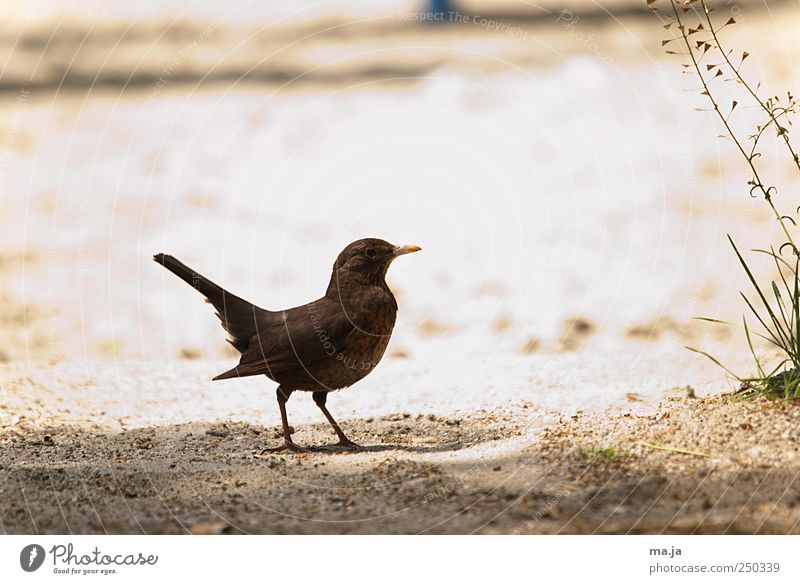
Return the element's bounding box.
[0,535,795,583]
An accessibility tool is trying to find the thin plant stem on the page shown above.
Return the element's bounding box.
[668,0,798,256]
[698,0,800,173]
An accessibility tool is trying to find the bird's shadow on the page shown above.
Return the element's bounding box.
[265,442,464,455]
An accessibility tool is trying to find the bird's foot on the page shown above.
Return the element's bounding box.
[336,437,360,450]
[261,441,303,454]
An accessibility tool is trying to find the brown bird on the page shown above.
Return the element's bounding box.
[154,238,421,452]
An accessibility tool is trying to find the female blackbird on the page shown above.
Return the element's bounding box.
[154,238,421,452]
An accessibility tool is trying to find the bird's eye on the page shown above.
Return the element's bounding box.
[365,248,377,259]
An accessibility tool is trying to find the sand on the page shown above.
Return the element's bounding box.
[3,390,800,534]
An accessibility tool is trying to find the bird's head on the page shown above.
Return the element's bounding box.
[328,238,421,289]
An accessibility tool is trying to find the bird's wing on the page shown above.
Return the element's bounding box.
[212,298,356,380]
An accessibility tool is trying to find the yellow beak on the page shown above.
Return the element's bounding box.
[393,244,422,256]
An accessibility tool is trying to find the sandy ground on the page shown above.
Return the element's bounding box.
[1,355,798,534]
[3,391,800,534]
[2,2,800,534]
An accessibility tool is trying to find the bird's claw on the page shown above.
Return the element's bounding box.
[336,438,359,450]
[261,441,303,454]
[259,438,358,454]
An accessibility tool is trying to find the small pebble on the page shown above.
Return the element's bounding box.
[206,428,231,438]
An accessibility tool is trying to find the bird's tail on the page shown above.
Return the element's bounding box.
[153,253,227,307]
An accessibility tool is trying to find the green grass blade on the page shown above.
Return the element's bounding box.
[794,257,800,365]
[685,345,744,380]
[693,317,734,326]
[742,317,766,379]
[771,281,793,336]
[739,292,786,349]
[730,236,792,348]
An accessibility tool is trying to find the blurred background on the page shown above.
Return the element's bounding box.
[1,0,800,424]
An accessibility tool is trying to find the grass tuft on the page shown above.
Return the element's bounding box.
[580,446,621,461]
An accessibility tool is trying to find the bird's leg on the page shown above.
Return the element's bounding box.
[312,391,358,448]
[262,386,302,453]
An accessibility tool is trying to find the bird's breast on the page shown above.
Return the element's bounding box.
[323,292,397,388]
